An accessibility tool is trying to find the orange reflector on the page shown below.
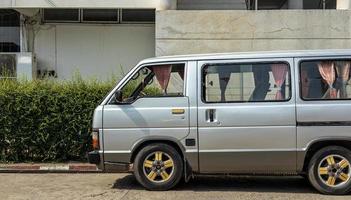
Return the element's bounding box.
[92,130,99,150]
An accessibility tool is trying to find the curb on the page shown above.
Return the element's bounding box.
[0,163,99,173]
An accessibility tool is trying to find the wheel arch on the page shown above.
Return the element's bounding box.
[302,138,351,173]
[130,137,186,163]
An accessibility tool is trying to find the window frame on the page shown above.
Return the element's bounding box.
[107,61,187,105]
[299,58,351,101]
[0,9,20,52]
[201,61,292,104]
[41,8,155,24]
[42,9,81,23]
[120,9,155,24]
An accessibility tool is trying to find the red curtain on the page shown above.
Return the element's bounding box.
[271,64,288,100]
[152,65,172,93]
[318,61,336,98]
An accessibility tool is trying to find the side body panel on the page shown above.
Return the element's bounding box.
[182,61,199,171]
[103,97,190,163]
[295,56,351,171]
[197,58,297,173]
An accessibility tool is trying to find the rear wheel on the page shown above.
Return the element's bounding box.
[308,146,351,195]
[133,143,183,190]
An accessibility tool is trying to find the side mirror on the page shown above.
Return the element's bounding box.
[114,90,123,103]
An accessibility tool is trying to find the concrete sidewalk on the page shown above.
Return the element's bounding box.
[0,163,99,173]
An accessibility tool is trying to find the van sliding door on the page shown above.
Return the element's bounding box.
[197,58,297,173]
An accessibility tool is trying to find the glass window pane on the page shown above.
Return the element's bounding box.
[117,63,184,103]
[0,9,20,52]
[82,9,118,22]
[121,9,155,23]
[203,62,291,103]
[303,0,336,9]
[43,9,80,22]
[300,60,351,100]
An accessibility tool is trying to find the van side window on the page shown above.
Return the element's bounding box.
[300,60,351,100]
[119,63,185,102]
[202,62,291,103]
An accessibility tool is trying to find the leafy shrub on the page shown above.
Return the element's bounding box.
[0,78,114,162]
[0,74,163,162]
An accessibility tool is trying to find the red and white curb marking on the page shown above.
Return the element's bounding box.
[0,163,98,172]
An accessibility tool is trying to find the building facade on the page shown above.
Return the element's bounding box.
[0,0,351,80]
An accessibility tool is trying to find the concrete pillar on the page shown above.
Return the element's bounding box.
[288,0,303,9]
[157,0,177,10]
[337,0,351,9]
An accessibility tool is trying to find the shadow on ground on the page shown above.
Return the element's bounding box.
[112,174,318,194]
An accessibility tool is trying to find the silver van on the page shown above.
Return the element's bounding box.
[88,49,351,194]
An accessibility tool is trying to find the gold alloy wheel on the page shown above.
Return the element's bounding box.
[143,151,174,183]
[318,154,351,187]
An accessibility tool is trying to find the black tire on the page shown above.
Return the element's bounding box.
[133,143,183,190]
[308,146,351,195]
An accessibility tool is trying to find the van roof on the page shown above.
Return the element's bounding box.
[139,49,351,65]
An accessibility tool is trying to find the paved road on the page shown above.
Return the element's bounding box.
[0,173,350,200]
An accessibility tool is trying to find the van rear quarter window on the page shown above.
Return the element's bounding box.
[202,62,291,103]
[300,60,351,100]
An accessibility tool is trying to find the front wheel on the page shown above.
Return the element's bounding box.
[308,146,351,195]
[133,143,183,190]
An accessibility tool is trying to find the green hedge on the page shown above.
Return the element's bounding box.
[0,78,114,162]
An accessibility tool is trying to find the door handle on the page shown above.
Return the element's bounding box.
[172,108,185,115]
[205,109,218,123]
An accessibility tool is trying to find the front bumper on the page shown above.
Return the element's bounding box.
[88,151,101,165]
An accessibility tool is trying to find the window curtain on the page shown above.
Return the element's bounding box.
[218,70,231,102]
[249,65,270,101]
[318,61,337,98]
[152,65,172,94]
[271,64,288,100]
[301,68,309,98]
[335,61,350,98]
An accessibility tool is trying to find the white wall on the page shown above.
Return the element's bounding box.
[337,0,351,9]
[35,24,155,80]
[156,10,351,56]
